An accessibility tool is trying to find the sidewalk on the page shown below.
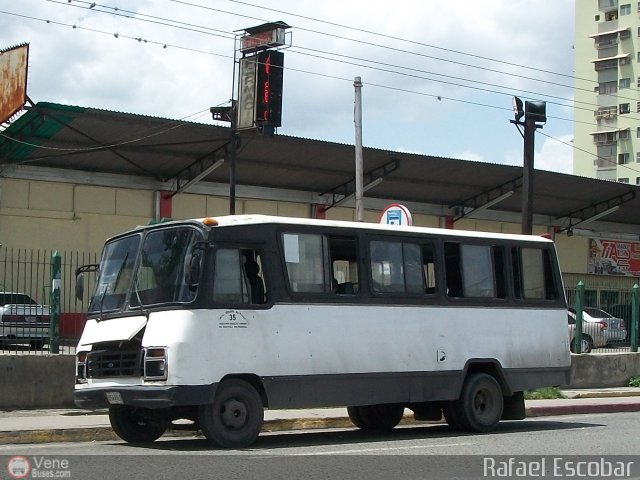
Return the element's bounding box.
[1,388,640,445]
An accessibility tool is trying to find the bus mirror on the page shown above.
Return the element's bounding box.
[75,273,84,301]
[187,243,206,289]
[75,264,99,301]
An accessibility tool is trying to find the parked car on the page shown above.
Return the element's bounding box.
[568,311,604,353]
[568,307,627,352]
[0,292,49,349]
[607,303,638,342]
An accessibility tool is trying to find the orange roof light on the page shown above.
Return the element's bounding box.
[203,217,219,226]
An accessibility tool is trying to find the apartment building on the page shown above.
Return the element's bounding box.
[574,0,640,184]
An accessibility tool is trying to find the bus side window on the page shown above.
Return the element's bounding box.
[212,249,250,305]
[243,251,267,304]
[329,235,359,295]
[512,247,558,301]
[283,233,328,293]
[422,244,437,294]
[444,243,464,297]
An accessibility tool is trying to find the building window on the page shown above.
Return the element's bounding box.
[620,78,631,89]
[636,127,640,138]
[620,29,631,40]
[620,129,630,140]
[620,103,631,114]
[636,177,640,185]
[618,153,630,164]
[596,14,601,21]
[621,4,631,15]
[618,178,630,183]
[599,81,617,94]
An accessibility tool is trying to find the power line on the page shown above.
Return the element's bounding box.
[47,0,640,110]
[537,129,640,177]
[0,8,603,127]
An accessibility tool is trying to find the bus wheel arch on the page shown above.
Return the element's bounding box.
[198,378,265,448]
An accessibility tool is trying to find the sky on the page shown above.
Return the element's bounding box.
[0,0,576,174]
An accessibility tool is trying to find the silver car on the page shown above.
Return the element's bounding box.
[568,307,627,352]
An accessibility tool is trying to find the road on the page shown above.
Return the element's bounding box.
[1,412,639,479]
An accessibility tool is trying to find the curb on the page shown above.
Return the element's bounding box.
[525,402,640,417]
[2,404,639,445]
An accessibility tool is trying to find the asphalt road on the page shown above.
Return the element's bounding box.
[1,412,639,479]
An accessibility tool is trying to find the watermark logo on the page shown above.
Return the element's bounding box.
[7,456,30,479]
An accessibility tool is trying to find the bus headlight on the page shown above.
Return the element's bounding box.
[76,352,88,384]
[143,347,168,381]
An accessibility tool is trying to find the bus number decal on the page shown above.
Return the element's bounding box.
[218,310,249,329]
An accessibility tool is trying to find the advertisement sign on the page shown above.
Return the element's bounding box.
[0,43,29,123]
[588,238,640,277]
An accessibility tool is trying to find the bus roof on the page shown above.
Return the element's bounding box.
[190,214,555,244]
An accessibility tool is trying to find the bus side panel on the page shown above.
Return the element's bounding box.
[139,304,569,408]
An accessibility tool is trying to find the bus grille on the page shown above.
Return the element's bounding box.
[87,350,141,378]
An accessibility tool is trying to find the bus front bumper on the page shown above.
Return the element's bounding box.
[74,384,217,409]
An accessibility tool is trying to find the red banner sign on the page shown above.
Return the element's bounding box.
[588,238,640,277]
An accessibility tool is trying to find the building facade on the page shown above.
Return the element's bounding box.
[574,0,640,183]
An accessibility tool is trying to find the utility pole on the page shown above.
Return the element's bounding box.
[511,97,546,235]
[354,76,364,222]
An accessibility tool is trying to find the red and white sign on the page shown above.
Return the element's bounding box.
[379,203,413,226]
[588,238,640,277]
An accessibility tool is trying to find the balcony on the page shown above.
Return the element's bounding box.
[594,106,618,119]
[598,0,617,10]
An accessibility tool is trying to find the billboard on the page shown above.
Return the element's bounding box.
[237,50,284,130]
[0,43,29,123]
[588,238,640,277]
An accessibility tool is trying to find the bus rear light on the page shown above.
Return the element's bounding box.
[144,347,168,381]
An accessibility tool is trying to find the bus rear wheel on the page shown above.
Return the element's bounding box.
[109,406,168,443]
[347,404,404,431]
[198,379,264,448]
[444,373,503,433]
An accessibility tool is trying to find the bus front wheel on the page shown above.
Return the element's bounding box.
[109,406,168,443]
[198,379,264,448]
[347,404,404,431]
[444,373,503,433]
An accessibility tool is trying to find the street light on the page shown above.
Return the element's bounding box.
[511,96,546,235]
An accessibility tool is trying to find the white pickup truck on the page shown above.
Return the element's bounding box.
[0,292,50,349]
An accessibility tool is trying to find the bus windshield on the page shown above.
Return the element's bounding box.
[88,226,203,314]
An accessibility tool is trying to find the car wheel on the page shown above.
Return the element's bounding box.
[570,336,593,353]
[109,406,167,443]
[29,339,45,350]
[198,379,264,448]
[347,404,404,431]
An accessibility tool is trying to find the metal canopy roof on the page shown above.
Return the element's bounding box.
[1,102,639,230]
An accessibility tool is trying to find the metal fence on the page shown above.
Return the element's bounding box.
[2,249,639,356]
[565,273,640,354]
[0,248,98,355]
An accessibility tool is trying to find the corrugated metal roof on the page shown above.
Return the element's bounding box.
[0,102,639,229]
